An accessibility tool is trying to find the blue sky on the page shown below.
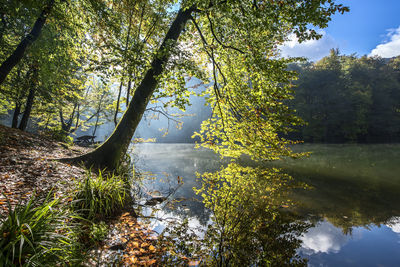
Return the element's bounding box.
[280,0,400,61]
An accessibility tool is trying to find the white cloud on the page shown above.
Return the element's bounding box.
[299,220,349,255]
[279,31,338,62]
[370,26,400,58]
[386,217,400,234]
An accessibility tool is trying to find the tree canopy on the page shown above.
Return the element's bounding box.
[0,0,349,169]
[289,50,400,143]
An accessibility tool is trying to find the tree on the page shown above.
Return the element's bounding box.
[290,52,400,143]
[0,0,91,132]
[69,0,348,169]
[0,0,55,85]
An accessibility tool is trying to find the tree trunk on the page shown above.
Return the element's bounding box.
[11,103,21,128]
[114,79,124,126]
[92,113,100,137]
[0,0,55,85]
[67,7,195,170]
[126,77,132,106]
[18,86,36,131]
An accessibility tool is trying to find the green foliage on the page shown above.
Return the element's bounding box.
[157,163,311,265]
[72,170,127,220]
[43,127,73,144]
[186,0,348,161]
[0,97,9,115]
[89,221,108,244]
[1,0,349,157]
[195,163,310,266]
[290,51,400,143]
[0,194,82,266]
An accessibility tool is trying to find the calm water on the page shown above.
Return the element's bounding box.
[132,143,400,266]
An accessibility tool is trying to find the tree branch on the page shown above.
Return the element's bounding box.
[206,13,245,54]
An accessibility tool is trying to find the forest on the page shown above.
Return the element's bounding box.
[289,50,400,143]
[1,0,399,266]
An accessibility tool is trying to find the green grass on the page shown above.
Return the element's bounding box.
[72,170,127,220]
[0,194,82,266]
[0,169,130,266]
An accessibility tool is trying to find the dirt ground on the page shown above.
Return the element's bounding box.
[0,124,88,215]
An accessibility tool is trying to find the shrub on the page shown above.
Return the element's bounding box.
[89,221,109,245]
[72,170,127,220]
[0,194,80,266]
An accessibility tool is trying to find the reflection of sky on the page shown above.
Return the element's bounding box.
[300,220,349,255]
[133,144,400,266]
[300,219,400,266]
[139,205,211,239]
[386,217,400,234]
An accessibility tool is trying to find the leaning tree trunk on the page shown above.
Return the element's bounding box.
[0,0,55,85]
[67,7,194,170]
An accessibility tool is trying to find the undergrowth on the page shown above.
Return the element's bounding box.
[72,170,128,220]
[0,169,130,266]
[0,194,83,266]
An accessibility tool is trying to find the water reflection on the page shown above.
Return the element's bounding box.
[299,221,351,255]
[132,143,400,266]
[140,163,311,266]
[386,217,400,234]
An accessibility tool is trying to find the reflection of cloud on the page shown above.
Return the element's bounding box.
[144,207,211,238]
[300,221,349,255]
[386,217,400,234]
[370,26,400,58]
[279,31,338,62]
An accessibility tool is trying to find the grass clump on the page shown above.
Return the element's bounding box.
[73,170,127,220]
[89,221,109,246]
[1,169,130,265]
[0,194,82,266]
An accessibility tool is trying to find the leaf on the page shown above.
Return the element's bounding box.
[146,259,156,265]
[128,256,137,264]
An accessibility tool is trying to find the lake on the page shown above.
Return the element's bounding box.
[132,143,400,266]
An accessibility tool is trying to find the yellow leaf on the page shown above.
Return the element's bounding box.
[129,256,137,264]
[146,259,157,265]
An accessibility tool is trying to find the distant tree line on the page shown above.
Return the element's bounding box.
[288,49,400,143]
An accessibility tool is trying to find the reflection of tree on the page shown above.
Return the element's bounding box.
[157,163,311,266]
[290,171,400,234]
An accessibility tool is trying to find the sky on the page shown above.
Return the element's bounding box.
[280,0,400,61]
